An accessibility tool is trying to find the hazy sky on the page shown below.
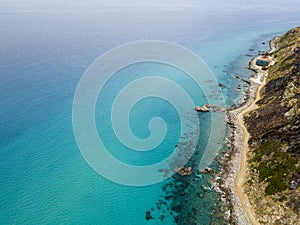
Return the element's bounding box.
[1,0,300,13]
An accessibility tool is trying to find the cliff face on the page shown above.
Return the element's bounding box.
[244,27,300,224]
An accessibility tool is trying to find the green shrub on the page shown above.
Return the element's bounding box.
[252,140,298,195]
[265,176,289,195]
[278,195,288,202]
[251,141,280,162]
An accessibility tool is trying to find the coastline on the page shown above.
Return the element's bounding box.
[219,39,276,224]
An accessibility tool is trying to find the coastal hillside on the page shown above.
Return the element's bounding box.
[244,27,300,224]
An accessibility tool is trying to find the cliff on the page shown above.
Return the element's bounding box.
[244,27,300,224]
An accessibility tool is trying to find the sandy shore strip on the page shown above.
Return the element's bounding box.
[220,40,276,224]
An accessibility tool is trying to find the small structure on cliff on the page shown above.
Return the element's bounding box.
[256,55,272,66]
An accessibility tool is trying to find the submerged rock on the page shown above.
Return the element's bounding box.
[145,211,153,220]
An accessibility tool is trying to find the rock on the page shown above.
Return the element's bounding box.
[205,167,214,174]
[234,74,241,79]
[241,78,251,85]
[201,185,211,192]
[174,167,192,176]
[194,105,210,112]
[289,180,297,189]
[199,167,214,174]
[218,82,226,87]
[145,211,153,220]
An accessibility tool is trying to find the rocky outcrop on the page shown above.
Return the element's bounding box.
[244,27,300,224]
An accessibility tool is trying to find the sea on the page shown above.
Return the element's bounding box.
[1,1,299,224]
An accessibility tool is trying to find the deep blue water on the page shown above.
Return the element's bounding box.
[1,2,300,224]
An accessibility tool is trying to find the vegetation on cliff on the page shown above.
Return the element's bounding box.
[245,27,300,216]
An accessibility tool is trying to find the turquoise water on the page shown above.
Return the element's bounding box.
[1,3,300,224]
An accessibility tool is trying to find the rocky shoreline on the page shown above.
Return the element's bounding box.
[146,29,299,224]
[215,39,277,224]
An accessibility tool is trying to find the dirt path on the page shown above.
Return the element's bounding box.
[234,74,266,225]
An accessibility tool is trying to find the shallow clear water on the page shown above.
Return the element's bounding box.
[1,2,300,224]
